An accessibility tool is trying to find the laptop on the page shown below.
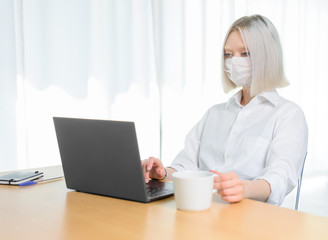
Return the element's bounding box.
[53,117,174,203]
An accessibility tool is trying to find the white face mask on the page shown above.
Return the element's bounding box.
[224,57,252,86]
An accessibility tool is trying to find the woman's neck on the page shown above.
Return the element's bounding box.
[241,87,254,106]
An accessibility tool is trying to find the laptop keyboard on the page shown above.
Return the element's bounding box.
[146,180,174,199]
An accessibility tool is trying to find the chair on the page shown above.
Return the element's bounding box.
[295,153,307,210]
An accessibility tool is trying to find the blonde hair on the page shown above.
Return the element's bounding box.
[222,15,289,96]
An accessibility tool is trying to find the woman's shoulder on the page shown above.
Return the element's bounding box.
[269,93,307,125]
[206,102,230,114]
[199,102,236,123]
[275,95,304,113]
[261,90,304,113]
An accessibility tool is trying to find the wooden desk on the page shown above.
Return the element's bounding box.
[1,166,328,240]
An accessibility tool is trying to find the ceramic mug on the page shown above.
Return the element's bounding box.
[172,170,215,211]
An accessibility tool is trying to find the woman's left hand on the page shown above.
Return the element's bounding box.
[210,170,244,203]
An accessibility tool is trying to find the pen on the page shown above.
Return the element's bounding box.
[18,176,64,186]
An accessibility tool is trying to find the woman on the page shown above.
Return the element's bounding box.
[142,15,308,205]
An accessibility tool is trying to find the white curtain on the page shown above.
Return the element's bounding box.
[1,0,328,177]
[1,0,160,171]
[0,0,17,170]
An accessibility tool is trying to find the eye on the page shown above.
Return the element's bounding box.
[224,52,232,58]
[241,52,250,57]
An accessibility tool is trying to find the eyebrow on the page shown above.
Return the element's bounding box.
[224,46,247,52]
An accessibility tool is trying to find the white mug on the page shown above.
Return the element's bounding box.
[172,170,214,211]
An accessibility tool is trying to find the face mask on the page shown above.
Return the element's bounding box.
[224,57,252,86]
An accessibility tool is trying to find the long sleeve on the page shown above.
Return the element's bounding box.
[255,103,308,205]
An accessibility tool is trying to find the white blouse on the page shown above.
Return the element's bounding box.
[169,90,308,205]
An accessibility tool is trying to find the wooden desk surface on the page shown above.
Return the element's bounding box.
[1,166,328,240]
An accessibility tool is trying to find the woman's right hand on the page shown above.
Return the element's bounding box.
[141,157,166,183]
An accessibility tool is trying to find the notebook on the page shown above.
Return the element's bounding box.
[53,117,174,203]
[0,171,44,185]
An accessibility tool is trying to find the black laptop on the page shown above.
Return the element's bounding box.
[53,117,174,203]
